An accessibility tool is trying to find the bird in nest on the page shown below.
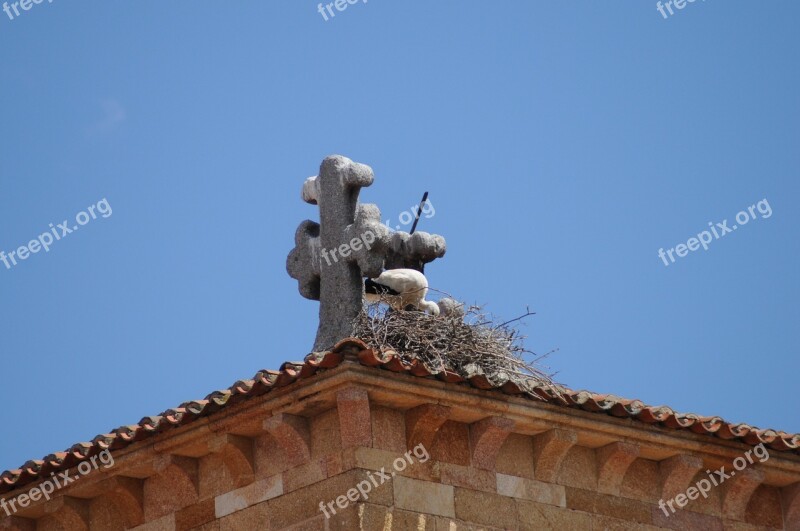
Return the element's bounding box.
[364,268,440,316]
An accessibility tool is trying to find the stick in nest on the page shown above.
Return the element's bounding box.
[352,297,562,399]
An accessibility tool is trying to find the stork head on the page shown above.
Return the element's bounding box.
[419,299,440,316]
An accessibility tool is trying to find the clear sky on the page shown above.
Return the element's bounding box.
[1,1,798,472]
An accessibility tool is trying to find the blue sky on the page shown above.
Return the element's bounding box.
[1,1,798,471]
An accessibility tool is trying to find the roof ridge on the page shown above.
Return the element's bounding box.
[2,338,798,495]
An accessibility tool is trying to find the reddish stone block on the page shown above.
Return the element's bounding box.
[651,504,723,531]
[782,482,800,531]
[469,417,514,471]
[406,404,451,450]
[214,435,255,490]
[310,408,342,458]
[517,499,592,530]
[565,487,653,525]
[267,470,393,530]
[371,405,406,454]
[435,516,507,530]
[395,477,454,518]
[439,463,495,492]
[496,474,565,507]
[722,468,764,521]
[325,447,357,477]
[191,521,220,531]
[218,501,269,531]
[325,503,360,530]
[264,413,312,468]
[743,484,782,529]
[89,497,128,531]
[619,457,660,504]
[337,388,373,449]
[532,429,577,483]
[175,498,215,531]
[254,432,289,479]
[283,458,328,493]
[89,477,145,530]
[129,513,175,531]
[391,508,436,530]
[596,442,640,496]
[281,514,326,530]
[0,517,36,531]
[198,453,238,501]
[592,514,665,531]
[659,454,703,502]
[453,487,515,529]
[432,421,470,467]
[352,447,403,472]
[556,445,597,491]
[143,457,199,522]
[214,474,282,519]
[495,433,535,479]
[357,503,393,530]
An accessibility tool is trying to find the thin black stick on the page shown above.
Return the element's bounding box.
[409,191,429,235]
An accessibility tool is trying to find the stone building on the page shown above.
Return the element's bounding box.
[1,338,799,530]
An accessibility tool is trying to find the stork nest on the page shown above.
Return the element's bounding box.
[353,300,561,398]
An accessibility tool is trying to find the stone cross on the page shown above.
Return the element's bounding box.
[287,155,446,352]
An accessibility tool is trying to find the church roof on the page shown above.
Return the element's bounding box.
[2,338,798,496]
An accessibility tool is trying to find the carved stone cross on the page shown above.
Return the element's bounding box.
[287,155,446,352]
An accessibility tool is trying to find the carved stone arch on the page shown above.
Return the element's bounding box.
[40,497,89,531]
[89,477,144,530]
[263,413,312,468]
[213,435,256,489]
[142,456,198,522]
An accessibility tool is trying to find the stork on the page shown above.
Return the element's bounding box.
[364,268,440,315]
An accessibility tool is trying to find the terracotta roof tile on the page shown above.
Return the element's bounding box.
[2,338,798,495]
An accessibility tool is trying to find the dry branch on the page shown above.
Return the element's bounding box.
[353,300,562,399]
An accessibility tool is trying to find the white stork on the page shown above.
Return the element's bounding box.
[364,268,440,316]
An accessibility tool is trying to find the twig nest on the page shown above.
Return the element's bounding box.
[354,303,557,393]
